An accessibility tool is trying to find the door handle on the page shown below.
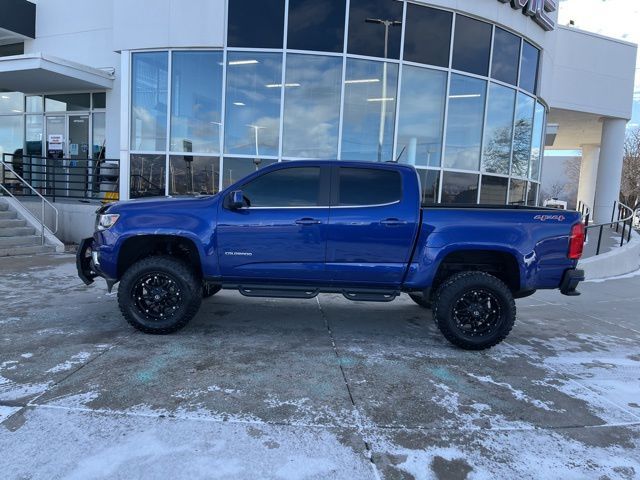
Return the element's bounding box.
[380,218,408,226]
[295,218,322,225]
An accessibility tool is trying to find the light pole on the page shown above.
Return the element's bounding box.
[366,18,402,162]
[247,124,266,170]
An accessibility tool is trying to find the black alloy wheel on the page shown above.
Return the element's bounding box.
[118,256,202,334]
[432,271,516,350]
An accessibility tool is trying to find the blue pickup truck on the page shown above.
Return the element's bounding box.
[77,160,585,350]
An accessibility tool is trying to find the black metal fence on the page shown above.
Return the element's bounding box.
[1,153,119,202]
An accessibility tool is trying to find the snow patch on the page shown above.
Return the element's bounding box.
[467,373,561,412]
[46,352,92,374]
[0,405,21,423]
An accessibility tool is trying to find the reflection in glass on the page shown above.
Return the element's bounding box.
[93,92,106,109]
[338,168,401,206]
[169,156,220,195]
[404,4,452,67]
[25,115,44,187]
[520,41,540,94]
[282,54,342,158]
[442,172,479,204]
[396,66,446,167]
[482,83,516,175]
[170,51,223,154]
[225,52,282,157]
[530,103,545,181]
[45,94,90,112]
[130,154,166,198]
[527,182,539,206]
[341,59,398,162]
[26,95,43,113]
[417,169,440,205]
[452,15,492,76]
[347,0,403,60]
[480,176,508,204]
[222,157,277,188]
[131,52,168,151]
[512,93,535,178]
[0,92,23,114]
[93,112,106,159]
[509,178,527,205]
[241,167,321,207]
[0,116,23,158]
[444,74,487,171]
[287,0,346,53]
[491,28,520,86]
[0,115,25,190]
[228,0,285,49]
[25,115,43,155]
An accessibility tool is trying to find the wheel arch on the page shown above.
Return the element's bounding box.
[431,247,522,294]
[116,234,204,280]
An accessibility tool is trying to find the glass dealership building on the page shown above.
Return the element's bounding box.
[128,1,545,206]
[0,0,636,239]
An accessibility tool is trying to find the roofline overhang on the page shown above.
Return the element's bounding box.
[0,53,114,93]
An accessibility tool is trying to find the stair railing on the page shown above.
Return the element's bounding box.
[1,154,59,246]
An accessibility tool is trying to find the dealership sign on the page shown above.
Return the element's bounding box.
[497,0,557,31]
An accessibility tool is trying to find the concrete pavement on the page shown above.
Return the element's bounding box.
[1,253,639,479]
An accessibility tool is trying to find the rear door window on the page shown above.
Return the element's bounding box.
[241,167,321,207]
[337,167,402,206]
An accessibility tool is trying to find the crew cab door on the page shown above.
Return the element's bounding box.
[217,165,330,282]
[326,166,420,286]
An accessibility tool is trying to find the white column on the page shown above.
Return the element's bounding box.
[577,144,600,212]
[593,118,627,223]
[119,51,131,201]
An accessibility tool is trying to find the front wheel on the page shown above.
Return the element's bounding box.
[118,256,202,334]
[432,272,515,350]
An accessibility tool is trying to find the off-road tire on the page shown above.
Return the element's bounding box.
[118,255,202,334]
[203,283,222,298]
[408,292,431,309]
[432,271,516,350]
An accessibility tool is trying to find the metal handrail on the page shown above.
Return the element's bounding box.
[0,155,59,245]
[585,201,635,256]
[1,153,119,202]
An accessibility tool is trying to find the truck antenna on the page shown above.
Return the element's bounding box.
[391,146,405,163]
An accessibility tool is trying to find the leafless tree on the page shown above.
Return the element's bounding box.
[621,128,640,209]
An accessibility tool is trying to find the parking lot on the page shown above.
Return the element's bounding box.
[1,253,639,479]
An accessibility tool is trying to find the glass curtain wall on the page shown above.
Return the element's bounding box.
[128,0,546,204]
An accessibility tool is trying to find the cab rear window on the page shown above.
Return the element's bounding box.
[337,168,401,206]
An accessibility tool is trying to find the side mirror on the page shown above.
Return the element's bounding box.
[229,190,245,209]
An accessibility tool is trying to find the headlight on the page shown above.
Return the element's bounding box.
[97,213,120,231]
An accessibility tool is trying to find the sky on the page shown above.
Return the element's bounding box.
[558,0,640,129]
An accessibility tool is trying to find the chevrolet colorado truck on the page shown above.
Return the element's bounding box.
[77,161,585,350]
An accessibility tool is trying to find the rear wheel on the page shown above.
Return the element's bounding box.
[432,271,515,350]
[118,256,202,334]
[408,292,431,309]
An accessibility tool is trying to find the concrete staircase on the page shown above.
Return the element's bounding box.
[0,201,57,257]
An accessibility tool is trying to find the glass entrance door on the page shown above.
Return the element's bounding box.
[45,116,66,196]
[68,115,90,197]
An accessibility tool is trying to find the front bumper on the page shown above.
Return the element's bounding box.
[560,268,585,296]
[76,237,117,292]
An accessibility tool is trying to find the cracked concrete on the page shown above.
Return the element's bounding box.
[0,253,639,479]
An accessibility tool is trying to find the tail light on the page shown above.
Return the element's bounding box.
[568,222,585,260]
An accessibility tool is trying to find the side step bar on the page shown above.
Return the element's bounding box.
[342,290,398,302]
[236,284,399,302]
[239,286,319,299]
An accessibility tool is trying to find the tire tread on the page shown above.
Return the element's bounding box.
[118,255,201,334]
[432,271,516,350]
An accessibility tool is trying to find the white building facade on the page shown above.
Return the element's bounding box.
[0,0,636,225]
